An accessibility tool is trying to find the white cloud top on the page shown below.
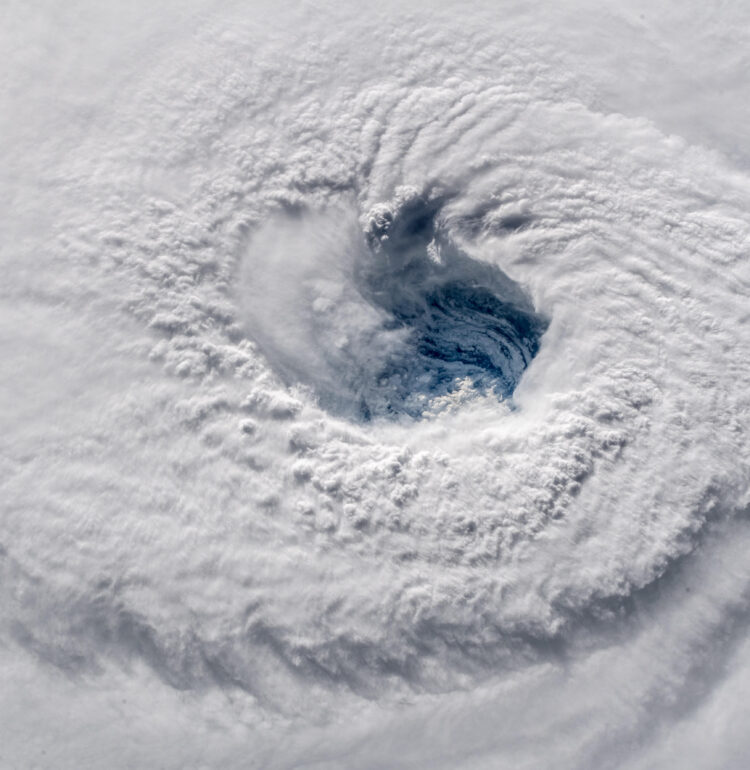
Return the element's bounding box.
[3,1,750,767]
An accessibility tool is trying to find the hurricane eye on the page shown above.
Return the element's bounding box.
[356,208,548,418]
[240,195,548,421]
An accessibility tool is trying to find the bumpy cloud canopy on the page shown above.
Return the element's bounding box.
[3,1,750,769]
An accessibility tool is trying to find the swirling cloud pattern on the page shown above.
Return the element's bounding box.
[3,1,750,768]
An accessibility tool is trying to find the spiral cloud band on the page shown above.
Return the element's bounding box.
[3,1,750,768]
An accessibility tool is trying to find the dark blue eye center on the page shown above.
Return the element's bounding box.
[357,277,546,419]
[351,197,548,420]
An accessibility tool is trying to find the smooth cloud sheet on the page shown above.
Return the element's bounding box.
[3,1,750,768]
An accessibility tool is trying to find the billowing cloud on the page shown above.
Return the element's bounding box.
[3,1,750,768]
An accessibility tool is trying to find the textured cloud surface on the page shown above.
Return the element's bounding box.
[4,1,750,767]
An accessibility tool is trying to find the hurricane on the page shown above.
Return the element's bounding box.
[4,2,750,768]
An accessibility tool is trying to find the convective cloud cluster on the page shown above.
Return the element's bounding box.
[3,1,750,768]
